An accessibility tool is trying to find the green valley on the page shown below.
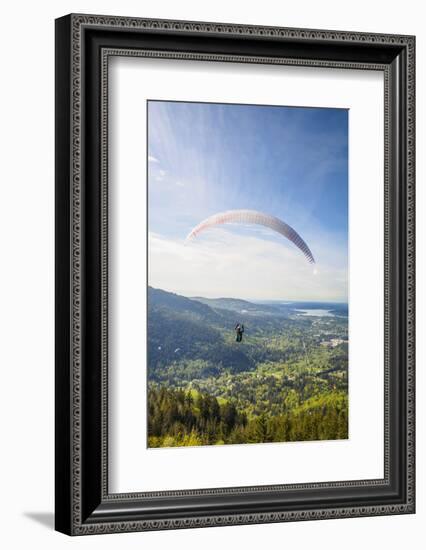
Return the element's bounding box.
[147,286,348,448]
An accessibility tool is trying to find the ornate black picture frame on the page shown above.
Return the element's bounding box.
[55,14,415,535]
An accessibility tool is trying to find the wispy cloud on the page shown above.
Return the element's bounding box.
[148,155,159,163]
[148,229,347,302]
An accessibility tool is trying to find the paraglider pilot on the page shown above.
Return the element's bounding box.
[235,323,245,342]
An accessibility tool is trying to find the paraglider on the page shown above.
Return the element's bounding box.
[235,323,244,342]
[186,209,315,264]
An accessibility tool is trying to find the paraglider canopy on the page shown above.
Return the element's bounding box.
[186,209,315,264]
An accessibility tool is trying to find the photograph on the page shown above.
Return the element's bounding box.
[147,100,349,448]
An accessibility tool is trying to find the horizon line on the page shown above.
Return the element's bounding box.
[148,285,348,305]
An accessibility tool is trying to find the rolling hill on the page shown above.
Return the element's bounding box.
[148,287,256,377]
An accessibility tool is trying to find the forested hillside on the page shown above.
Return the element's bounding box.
[148,386,348,447]
[147,286,348,447]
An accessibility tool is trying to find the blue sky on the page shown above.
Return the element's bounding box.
[148,100,348,302]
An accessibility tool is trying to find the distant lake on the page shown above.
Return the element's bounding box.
[294,309,335,317]
[249,300,348,317]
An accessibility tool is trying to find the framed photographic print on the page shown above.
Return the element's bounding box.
[55,14,415,535]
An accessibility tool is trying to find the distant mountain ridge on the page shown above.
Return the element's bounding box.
[148,286,288,318]
[148,287,347,319]
[190,296,288,317]
[148,286,219,321]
